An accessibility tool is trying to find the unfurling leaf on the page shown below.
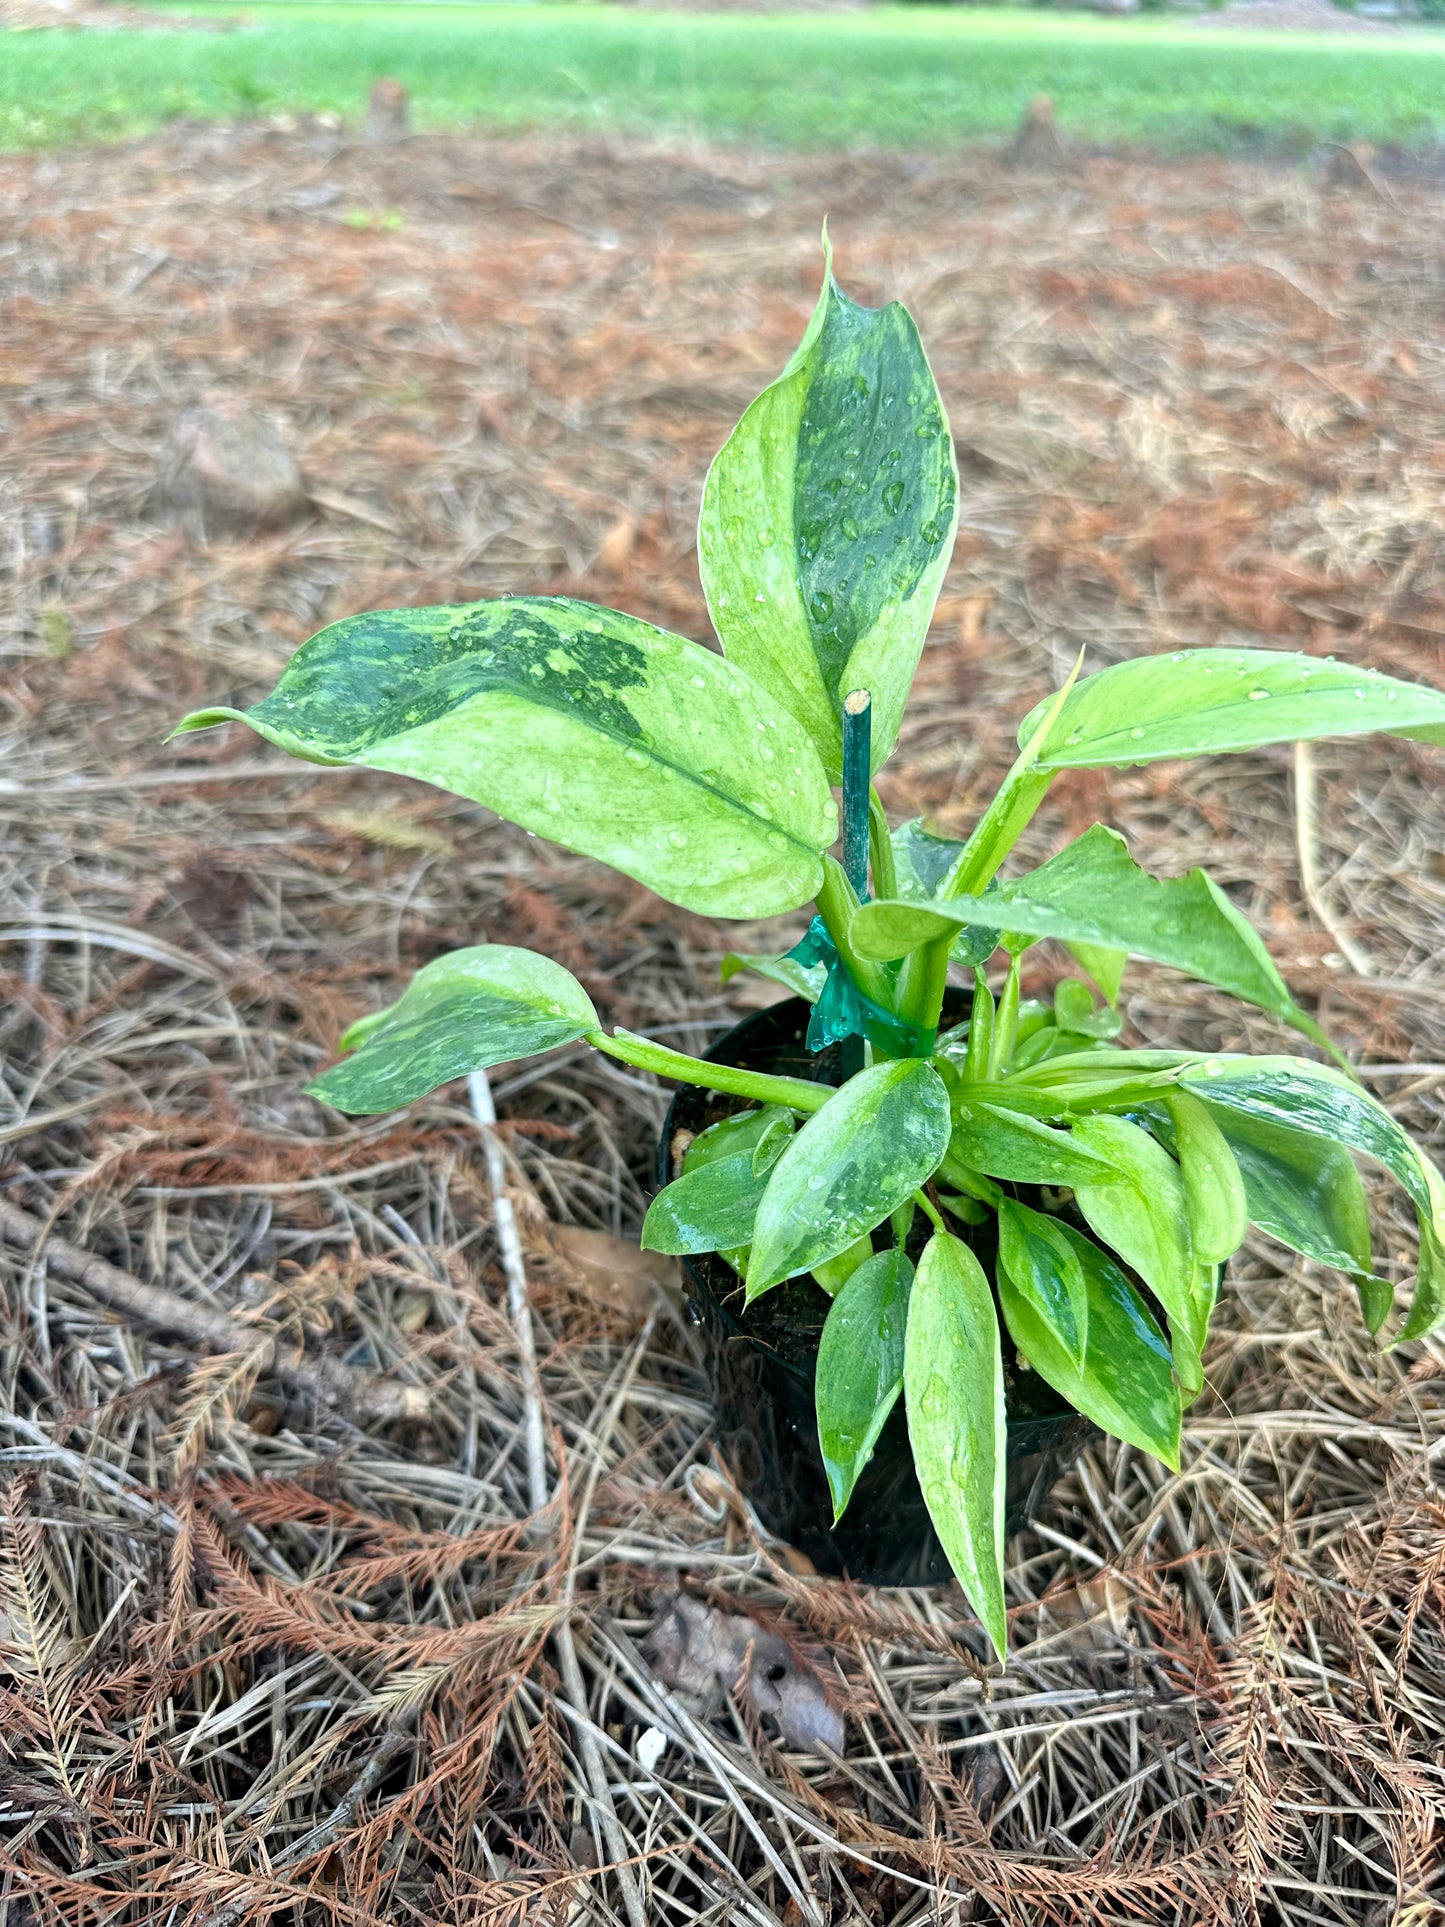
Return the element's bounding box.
[720,951,826,1004]
[1019,648,1445,771]
[746,1058,951,1299]
[995,1219,1181,1470]
[816,1250,913,1521]
[174,596,836,920]
[700,259,958,779]
[904,1231,1008,1660]
[996,1199,1089,1365]
[308,945,598,1113]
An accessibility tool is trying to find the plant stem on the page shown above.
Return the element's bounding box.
[589,1027,833,1113]
[894,933,951,1039]
[989,951,1021,1078]
[913,1189,947,1234]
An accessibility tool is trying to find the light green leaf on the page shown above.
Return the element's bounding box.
[853,826,1303,1030]
[642,1153,766,1256]
[947,1102,1129,1190]
[1162,1090,1248,1268]
[173,596,836,920]
[719,951,826,1004]
[1065,941,1126,1005]
[816,1250,913,1521]
[1071,1114,1204,1392]
[306,945,597,1114]
[996,1219,1181,1470]
[996,1198,1089,1365]
[746,1059,951,1300]
[683,1105,792,1171]
[1019,648,1445,772]
[905,1231,1008,1658]
[1180,1056,1445,1342]
[699,261,958,779]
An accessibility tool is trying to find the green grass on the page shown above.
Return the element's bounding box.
[4,3,1445,156]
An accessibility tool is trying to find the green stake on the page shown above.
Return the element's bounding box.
[841,689,872,1080]
[842,688,872,902]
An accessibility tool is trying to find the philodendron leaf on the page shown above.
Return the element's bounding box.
[1180,1056,1445,1342]
[1070,1113,1206,1393]
[699,261,959,779]
[996,1219,1181,1470]
[996,1198,1089,1365]
[852,826,1304,1030]
[905,1231,1008,1660]
[307,945,597,1114]
[642,1154,767,1256]
[1162,1090,1248,1268]
[816,1250,913,1522]
[1018,648,1445,772]
[746,1058,951,1299]
[1195,1101,1374,1279]
[719,951,826,1004]
[173,596,836,920]
[947,1102,1129,1190]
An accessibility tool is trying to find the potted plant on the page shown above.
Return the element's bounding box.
[172,252,1445,1660]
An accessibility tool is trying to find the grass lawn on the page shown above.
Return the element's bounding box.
[4,2,1445,156]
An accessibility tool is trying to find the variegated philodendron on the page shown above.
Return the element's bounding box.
[174,249,1445,1661]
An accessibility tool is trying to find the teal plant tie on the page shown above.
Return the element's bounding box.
[785,917,934,1060]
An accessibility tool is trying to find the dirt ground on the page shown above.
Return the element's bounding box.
[3,122,1445,1924]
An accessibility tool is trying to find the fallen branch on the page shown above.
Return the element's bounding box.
[0,1199,427,1425]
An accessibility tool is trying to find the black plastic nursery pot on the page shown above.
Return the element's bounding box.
[659,992,1097,1589]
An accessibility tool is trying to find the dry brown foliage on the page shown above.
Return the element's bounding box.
[2,122,1445,1924]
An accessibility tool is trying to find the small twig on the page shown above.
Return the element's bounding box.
[1294,740,1377,979]
[0,1199,427,1425]
[468,1069,548,1516]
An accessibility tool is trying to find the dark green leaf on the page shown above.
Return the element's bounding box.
[816,1250,914,1521]
[306,945,597,1114]
[1019,648,1445,771]
[699,261,958,779]
[173,596,835,920]
[996,1220,1181,1469]
[642,1153,766,1256]
[905,1231,1008,1659]
[1180,1056,1445,1341]
[996,1199,1089,1365]
[948,1101,1129,1189]
[852,826,1303,1029]
[893,819,967,899]
[1195,1101,1373,1277]
[747,1059,951,1299]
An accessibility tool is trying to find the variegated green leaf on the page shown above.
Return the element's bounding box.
[816,1249,913,1522]
[699,260,958,779]
[746,1058,951,1299]
[905,1231,1008,1660]
[1018,648,1445,772]
[173,596,836,920]
[852,826,1305,1031]
[307,945,597,1114]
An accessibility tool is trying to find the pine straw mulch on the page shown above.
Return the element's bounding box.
[3,122,1445,1926]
